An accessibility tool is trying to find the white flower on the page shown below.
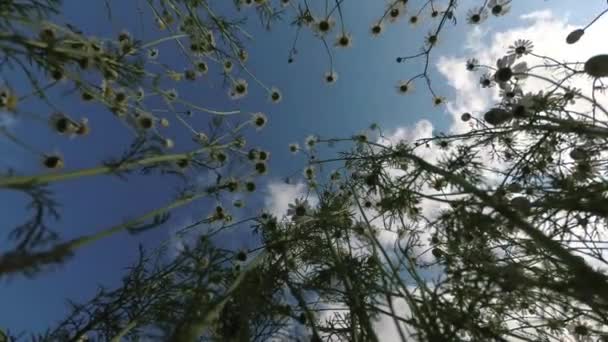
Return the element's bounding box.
[251,112,268,130]
[289,143,300,154]
[269,87,282,103]
[494,55,527,86]
[396,80,414,95]
[305,135,317,150]
[335,32,353,48]
[466,7,488,25]
[287,199,312,222]
[303,166,315,180]
[508,39,533,58]
[488,0,510,16]
[324,71,338,84]
[230,79,248,100]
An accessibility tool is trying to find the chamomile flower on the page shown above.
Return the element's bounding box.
[314,17,335,35]
[408,15,421,27]
[223,60,233,73]
[396,80,414,95]
[287,199,312,221]
[238,49,249,62]
[466,58,479,71]
[230,79,249,100]
[466,7,488,25]
[479,73,495,88]
[303,166,315,180]
[335,32,353,48]
[488,0,510,16]
[305,135,317,150]
[494,55,528,86]
[432,96,446,106]
[370,22,384,37]
[289,143,300,154]
[424,32,439,47]
[257,150,270,162]
[251,112,268,130]
[388,3,404,23]
[324,71,338,84]
[269,87,282,103]
[508,39,533,58]
[135,112,156,130]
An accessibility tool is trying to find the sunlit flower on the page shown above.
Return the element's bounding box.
[223,60,233,73]
[479,73,495,88]
[303,166,315,180]
[370,22,384,37]
[289,143,300,154]
[424,32,439,47]
[494,55,528,86]
[508,39,533,58]
[335,32,353,48]
[396,80,414,95]
[251,112,268,130]
[408,15,421,27]
[388,3,404,23]
[305,135,317,150]
[230,79,249,100]
[314,17,335,35]
[269,87,282,103]
[466,7,488,25]
[135,112,156,130]
[287,199,312,221]
[466,58,479,71]
[488,0,510,16]
[324,71,338,84]
[432,96,446,106]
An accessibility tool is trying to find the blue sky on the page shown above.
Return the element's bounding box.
[1,0,605,337]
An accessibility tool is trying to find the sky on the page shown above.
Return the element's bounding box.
[1,0,607,339]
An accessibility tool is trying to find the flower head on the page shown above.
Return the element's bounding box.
[479,73,495,88]
[324,71,338,84]
[223,60,233,73]
[303,166,315,180]
[287,199,312,222]
[314,17,335,35]
[466,7,488,25]
[251,112,268,130]
[432,96,446,106]
[396,80,414,95]
[508,39,533,58]
[289,143,300,154]
[269,87,282,103]
[50,112,79,135]
[488,0,510,16]
[43,154,64,169]
[230,79,249,100]
[147,48,159,60]
[466,58,479,71]
[370,23,383,37]
[494,55,528,85]
[335,33,353,48]
[305,135,317,150]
